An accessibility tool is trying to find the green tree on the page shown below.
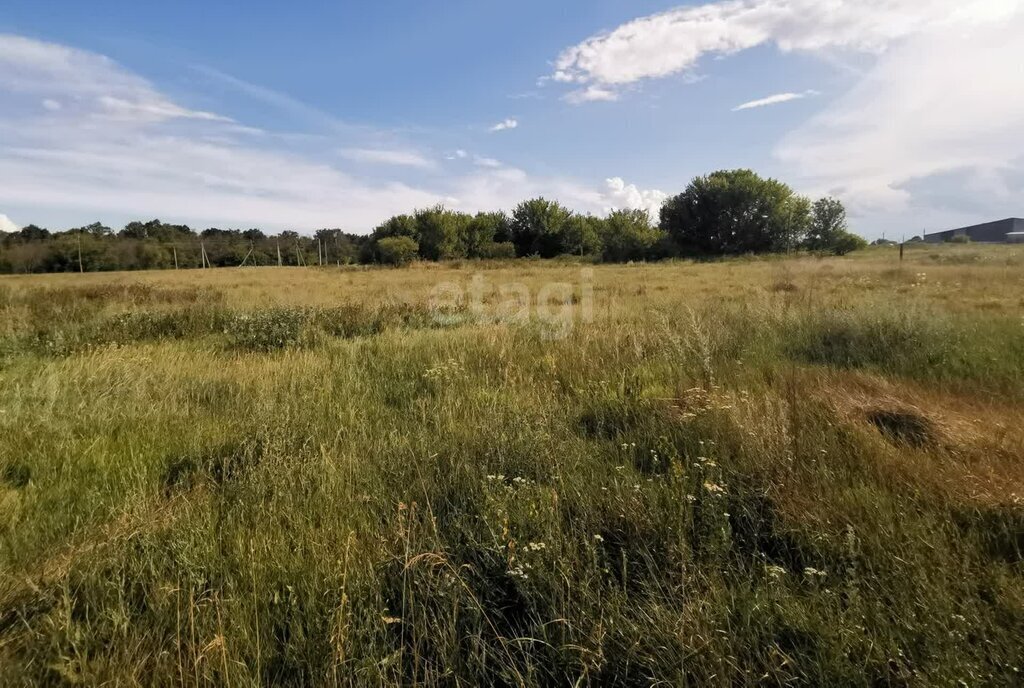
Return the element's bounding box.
[804,197,848,251]
[600,209,664,262]
[563,214,605,257]
[660,170,810,256]
[510,198,573,258]
[414,206,469,260]
[376,236,419,266]
[463,212,509,258]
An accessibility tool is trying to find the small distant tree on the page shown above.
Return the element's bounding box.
[17,224,51,242]
[804,197,847,251]
[376,236,419,266]
[660,170,810,256]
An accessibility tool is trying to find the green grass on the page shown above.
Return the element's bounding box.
[1,252,1023,685]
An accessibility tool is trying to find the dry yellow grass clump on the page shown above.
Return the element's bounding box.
[1,243,1022,685]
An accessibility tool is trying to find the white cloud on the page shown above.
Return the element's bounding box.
[733,90,817,111]
[776,12,1024,218]
[564,85,619,105]
[489,118,518,132]
[549,0,1016,100]
[0,35,620,232]
[0,34,232,124]
[445,149,468,161]
[338,147,434,168]
[0,213,19,233]
[473,156,502,168]
[600,178,668,218]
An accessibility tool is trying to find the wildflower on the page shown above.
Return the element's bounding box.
[765,564,787,580]
[592,534,604,543]
[525,542,546,551]
[803,567,827,579]
[703,481,726,496]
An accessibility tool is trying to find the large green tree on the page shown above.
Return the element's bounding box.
[414,206,470,261]
[510,198,573,258]
[660,169,810,256]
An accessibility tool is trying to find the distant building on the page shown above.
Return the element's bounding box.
[924,218,1024,244]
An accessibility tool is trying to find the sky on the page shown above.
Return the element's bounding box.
[1,0,1022,239]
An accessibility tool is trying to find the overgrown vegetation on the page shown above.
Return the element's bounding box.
[1,246,1022,685]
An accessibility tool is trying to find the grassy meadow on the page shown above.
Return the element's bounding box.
[1,243,1023,686]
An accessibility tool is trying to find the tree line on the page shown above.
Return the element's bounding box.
[0,169,867,273]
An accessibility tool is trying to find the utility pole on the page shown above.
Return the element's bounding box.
[277,241,283,267]
[318,238,323,266]
[239,243,255,267]
[201,241,209,268]
[77,233,83,273]
[173,245,179,270]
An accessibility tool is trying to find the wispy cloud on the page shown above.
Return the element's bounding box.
[733,90,818,111]
[0,34,621,231]
[564,86,618,105]
[338,147,434,169]
[473,155,502,168]
[489,118,518,132]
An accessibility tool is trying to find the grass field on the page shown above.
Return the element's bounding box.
[1,243,1023,686]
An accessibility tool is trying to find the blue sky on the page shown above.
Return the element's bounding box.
[1,0,1021,239]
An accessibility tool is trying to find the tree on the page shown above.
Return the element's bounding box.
[372,215,418,240]
[600,209,664,262]
[463,212,509,258]
[510,198,573,258]
[17,224,50,242]
[804,197,848,251]
[414,206,469,260]
[660,170,810,256]
[376,236,419,266]
[563,214,604,257]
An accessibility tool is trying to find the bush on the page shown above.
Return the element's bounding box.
[226,308,312,352]
[376,236,419,266]
[831,231,868,255]
[477,241,517,259]
[948,234,971,244]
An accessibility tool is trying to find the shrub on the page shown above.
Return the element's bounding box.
[376,236,419,266]
[226,308,312,352]
[477,241,517,259]
[831,231,868,255]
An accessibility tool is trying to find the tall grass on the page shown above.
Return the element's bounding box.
[1,251,1023,685]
